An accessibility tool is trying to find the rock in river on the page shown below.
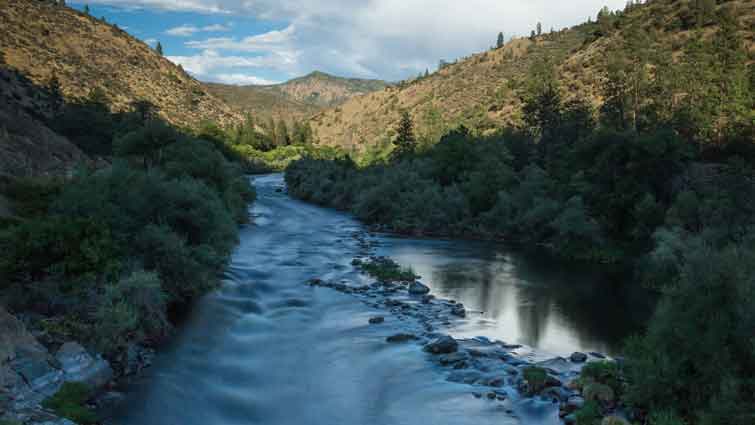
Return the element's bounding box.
[408,281,431,295]
[56,342,113,389]
[570,352,588,363]
[424,335,458,354]
[386,333,418,343]
[368,316,385,324]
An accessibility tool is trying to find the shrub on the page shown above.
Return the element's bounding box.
[0,217,118,287]
[580,361,621,394]
[42,382,97,425]
[95,270,168,351]
[359,258,417,282]
[575,400,602,425]
[625,244,755,424]
[522,366,549,394]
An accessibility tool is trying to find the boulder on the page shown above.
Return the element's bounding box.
[570,352,588,363]
[368,316,385,324]
[564,395,585,412]
[424,336,458,354]
[0,307,62,405]
[56,342,113,389]
[408,281,430,295]
[450,304,466,318]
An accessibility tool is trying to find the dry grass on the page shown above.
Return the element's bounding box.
[0,0,241,129]
[309,0,754,152]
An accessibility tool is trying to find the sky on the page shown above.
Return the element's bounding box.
[69,0,629,85]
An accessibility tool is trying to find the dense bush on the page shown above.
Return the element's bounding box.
[0,117,255,356]
[625,243,755,425]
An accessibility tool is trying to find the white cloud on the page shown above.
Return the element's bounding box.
[77,0,630,80]
[214,73,281,85]
[167,49,296,78]
[75,0,228,14]
[165,23,231,36]
[144,37,158,45]
[185,25,296,51]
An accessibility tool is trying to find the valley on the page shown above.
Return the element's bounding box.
[0,1,753,425]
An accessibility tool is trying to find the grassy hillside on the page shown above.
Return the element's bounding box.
[310,0,754,153]
[206,71,389,125]
[0,0,241,130]
[204,82,322,125]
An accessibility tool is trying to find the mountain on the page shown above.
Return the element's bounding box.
[204,82,322,125]
[0,0,241,131]
[309,0,754,152]
[205,71,389,124]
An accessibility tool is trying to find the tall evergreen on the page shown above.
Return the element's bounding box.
[84,4,90,14]
[155,42,164,56]
[497,32,505,48]
[536,22,542,36]
[392,110,416,159]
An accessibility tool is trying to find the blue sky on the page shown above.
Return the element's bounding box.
[69,1,628,85]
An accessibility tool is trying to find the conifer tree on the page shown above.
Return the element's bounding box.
[156,42,163,56]
[392,110,416,159]
[536,22,542,36]
[84,4,90,14]
[497,32,504,48]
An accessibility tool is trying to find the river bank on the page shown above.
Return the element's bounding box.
[103,174,640,425]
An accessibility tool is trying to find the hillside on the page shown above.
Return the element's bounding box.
[0,0,241,130]
[204,82,322,124]
[310,0,754,152]
[206,71,389,124]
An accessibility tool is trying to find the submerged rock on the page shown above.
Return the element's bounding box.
[424,336,458,354]
[368,316,385,324]
[386,333,418,343]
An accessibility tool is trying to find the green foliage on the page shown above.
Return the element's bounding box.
[42,382,97,425]
[392,110,417,160]
[95,270,168,350]
[357,258,417,282]
[0,176,63,217]
[625,243,755,425]
[522,366,548,394]
[0,217,118,287]
[575,400,602,425]
[580,361,621,393]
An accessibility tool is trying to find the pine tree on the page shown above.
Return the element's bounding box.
[84,4,90,14]
[424,69,430,78]
[530,30,536,41]
[497,32,504,48]
[536,22,542,36]
[392,110,416,160]
[695,0,716,28]
[276,119,290,146]
[156,42,163,56]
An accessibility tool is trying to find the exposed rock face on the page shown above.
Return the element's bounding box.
[0,307,62,410]
[1,307,113,423]
[55,342,113,389]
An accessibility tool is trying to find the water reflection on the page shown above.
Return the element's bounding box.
[377,238,655,357]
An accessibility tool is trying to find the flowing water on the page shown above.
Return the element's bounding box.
[110,174,652,425]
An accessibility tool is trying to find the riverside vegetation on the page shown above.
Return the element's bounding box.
[0,98,255,368]
[286,4,754,425]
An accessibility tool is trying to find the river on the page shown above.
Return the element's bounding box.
[110,174,652,425]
